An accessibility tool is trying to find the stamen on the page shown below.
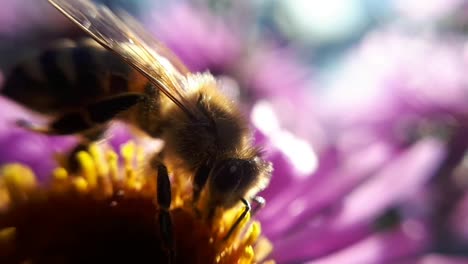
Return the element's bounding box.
[1,164,37,203]
[53,167,68,181]
[107,151,119,182]
[243,221,262,247]
[76,151,97,188]
[73,176,89,193]
[89,144,109,177]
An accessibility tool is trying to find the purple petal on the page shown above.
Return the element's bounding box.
[145,3,241,72]
[259,141,394,237]
[269,138,445,261]
[305,221,430,264]
[449,192,468,242]
[330,138,445,227]
[0,130,76,181]
[320,32,468,146]
[412,254,468,264]
[0,97,77,181]
[0,0,73,36]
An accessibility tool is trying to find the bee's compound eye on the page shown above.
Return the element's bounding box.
[229,165,237,173]
[210,159,256,194]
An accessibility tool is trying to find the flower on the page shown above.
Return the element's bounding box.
[3,0,468,263]
[150,5,468,260]
[0,141,271,263]
[257,30,468,263]
[0,1,276,262]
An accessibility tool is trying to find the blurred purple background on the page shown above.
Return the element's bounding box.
[2,0,468,263]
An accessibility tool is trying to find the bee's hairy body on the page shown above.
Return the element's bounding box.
[3,38,270,220]
[3,39,147,113]
[3,1,274,259]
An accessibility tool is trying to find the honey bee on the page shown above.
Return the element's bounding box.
[2,0,272,259]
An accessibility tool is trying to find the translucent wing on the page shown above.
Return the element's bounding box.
[115,10,191,76]
[48,0,198,118]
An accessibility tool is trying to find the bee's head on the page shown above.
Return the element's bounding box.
[207,156,272,209]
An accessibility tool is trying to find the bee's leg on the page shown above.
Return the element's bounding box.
[86,93,144,124]
[223,198,251,241]
[151,158,175,263]
[251,196,266,217]
[16,93,143,135]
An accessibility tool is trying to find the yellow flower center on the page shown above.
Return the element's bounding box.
[0,141,273,263]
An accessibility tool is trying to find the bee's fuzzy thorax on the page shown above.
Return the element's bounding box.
[160,72,253,175]
[158,73,272,214]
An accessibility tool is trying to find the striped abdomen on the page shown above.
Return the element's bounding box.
[2,39,150,114]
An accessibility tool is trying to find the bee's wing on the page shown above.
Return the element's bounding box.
[115,10,191,76]
[48,0,199,118]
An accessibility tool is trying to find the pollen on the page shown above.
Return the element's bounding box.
[0,141,273,263]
